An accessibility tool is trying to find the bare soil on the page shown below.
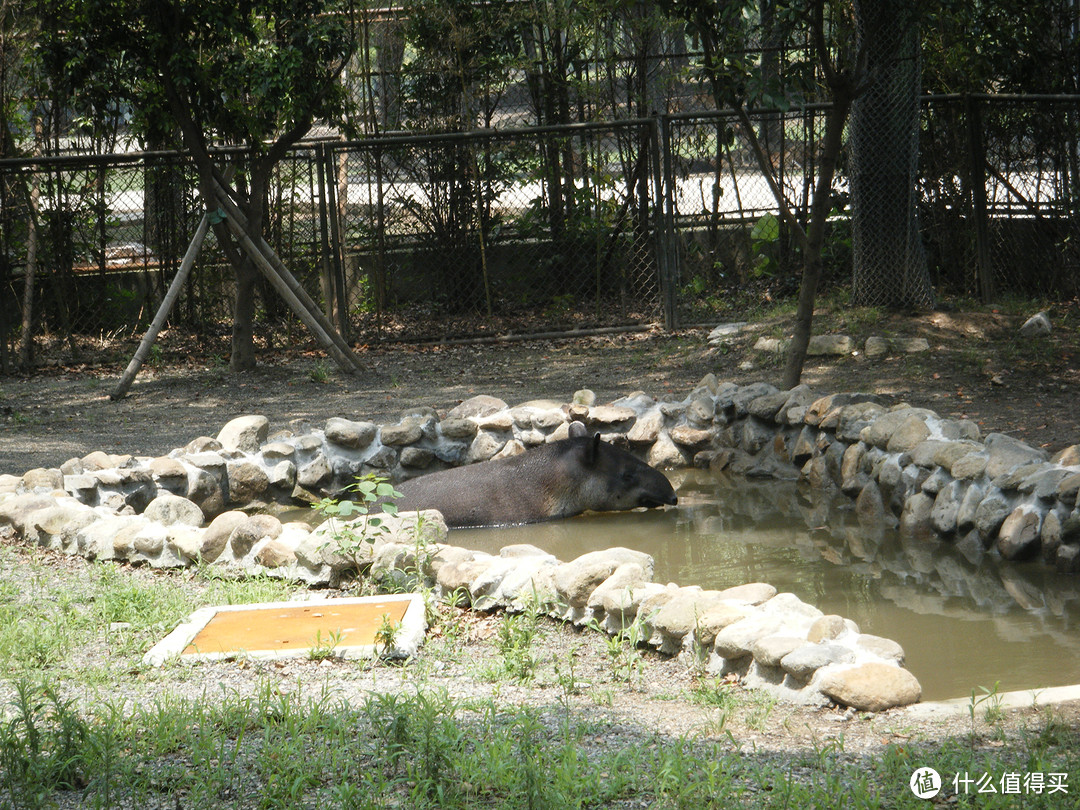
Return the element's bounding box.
[2,307,1079,472]
[2,305,1080,768]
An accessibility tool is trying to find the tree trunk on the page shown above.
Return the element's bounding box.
[783,97,854,389]
[849,0,934,309]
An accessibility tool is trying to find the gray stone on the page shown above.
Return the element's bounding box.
[298,454,333,489]
[226,461,270,506]
[1019,311,1051,337]
[817,662,921,711]
[714,614,786,660]
[984,433,1047,480]
[185,468,225,518]
[836,402,887,442]
[731,382,780,416]
[807,615,848,642]
[260,442,296,461]
[229,514,283,559]
[554,548,654,609]
[217,415,269,453]
[899,492,934,537]
[886,415,932,453]
[670,425,712,449]
[717,582,777,604]
[856,634,905,663]
[467,431,507,463]
[143,495,205,527]
[627,410,664,444]
[439,417,479,440]
[931,481,963,535]
[996,507,1042,560]
[780,643,854,682]
[951,452,989,480]
[325,418,376,449]
[807,334,854,356]
[751,635,807,667]
[864,336,889,357]
[446,395,508,420]
[974,493,1012,540]
[380,418,425,447]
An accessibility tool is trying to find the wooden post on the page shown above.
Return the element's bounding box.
[208,180,364,374]
[110,213,211,400]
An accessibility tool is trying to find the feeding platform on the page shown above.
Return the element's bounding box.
[143,594,426,666]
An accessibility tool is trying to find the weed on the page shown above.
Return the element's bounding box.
[374,612,402,657]
[308,360,331,383]
[307,628,344,661]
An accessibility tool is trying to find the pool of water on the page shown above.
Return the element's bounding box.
[449,469,1080,701]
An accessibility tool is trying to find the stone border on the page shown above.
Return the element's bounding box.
[4,377,1079,710]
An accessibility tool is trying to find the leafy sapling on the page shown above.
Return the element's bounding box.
[311,474,402,566]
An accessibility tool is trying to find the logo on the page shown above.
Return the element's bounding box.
[910,767,942,799]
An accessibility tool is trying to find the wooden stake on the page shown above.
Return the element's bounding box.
[110,213,211,400]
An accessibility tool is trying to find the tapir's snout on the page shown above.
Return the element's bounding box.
[637,482,678,509]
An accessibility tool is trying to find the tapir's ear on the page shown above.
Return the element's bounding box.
[586,432,601,466]
[568,420,587,438]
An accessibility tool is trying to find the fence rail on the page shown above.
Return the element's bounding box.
[1,95,1078,370]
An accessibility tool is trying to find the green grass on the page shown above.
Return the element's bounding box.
[2,678,1077,809]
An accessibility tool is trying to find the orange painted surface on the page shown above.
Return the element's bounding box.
[182,599,411,656]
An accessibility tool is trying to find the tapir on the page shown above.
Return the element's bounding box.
[393,421,678,528]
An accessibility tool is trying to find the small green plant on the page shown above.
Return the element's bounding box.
[307,628,344,661]
[308,360,331,383]
[969,680,1005,731]
[591,617,647,688]
[311,474,401,565]
[374,612,401,657]
[491,609,538,684]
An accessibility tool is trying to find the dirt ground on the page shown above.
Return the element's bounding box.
[1,306,1079,473]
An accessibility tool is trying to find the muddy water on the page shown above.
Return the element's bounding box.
[450,469,1080,701]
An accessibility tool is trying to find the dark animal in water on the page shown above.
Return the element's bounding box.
[394,421,678,528]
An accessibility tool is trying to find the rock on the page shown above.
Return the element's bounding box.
[627,410,664,444]
[648,589,728,650]
[694,605,753,647]
[467,431,507,463]
[586,563,651,614]
[1019,311,1051,337]
[864,336,889,357]
[143,494,205,527]
[751,635,807,668]
[229,514,283,559]
[670,425,712,449]
[554,548,653,609]
[816,662,922,711]
[974,493,1012,540]
[707,322,748,344]
[780,643,854,682]
[951,452,989,480]
[185,468,226,519]
[647,433,687,468]
[226,461,270,506]
[439,417,479,440]
[324,418,376,449]
[717,582,777,604]
[22,468,64,492]
[254,540,297,569]
[713,614,785,660]
[807,615,848,642]
[996,506,1042,560]
[200,512,249,563]
[446,395,508,420]
[217,415,269,453]
[807,334,854,356]
[857,634,906,663]
[297,454,333,489]
[984,433,1047,480]
[380,418,424,447]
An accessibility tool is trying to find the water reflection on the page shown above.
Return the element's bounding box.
[452,469,1080,700]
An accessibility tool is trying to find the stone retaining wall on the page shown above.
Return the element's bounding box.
[3,376,1079,711]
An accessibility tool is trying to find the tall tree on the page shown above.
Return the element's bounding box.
[848,0,934,309]
[670,0,869,387]
[45,0,363,371]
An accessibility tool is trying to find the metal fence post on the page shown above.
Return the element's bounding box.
[964,94,994,303]
[652,115,679,329]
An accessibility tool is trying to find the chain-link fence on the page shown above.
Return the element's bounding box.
[2,97,1080,370]
[333,122,667,340]
[921,95,1080,302]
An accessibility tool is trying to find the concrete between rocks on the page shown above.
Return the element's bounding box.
[3,376,1079,712]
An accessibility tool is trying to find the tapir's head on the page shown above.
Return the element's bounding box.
[560,421,678,515]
